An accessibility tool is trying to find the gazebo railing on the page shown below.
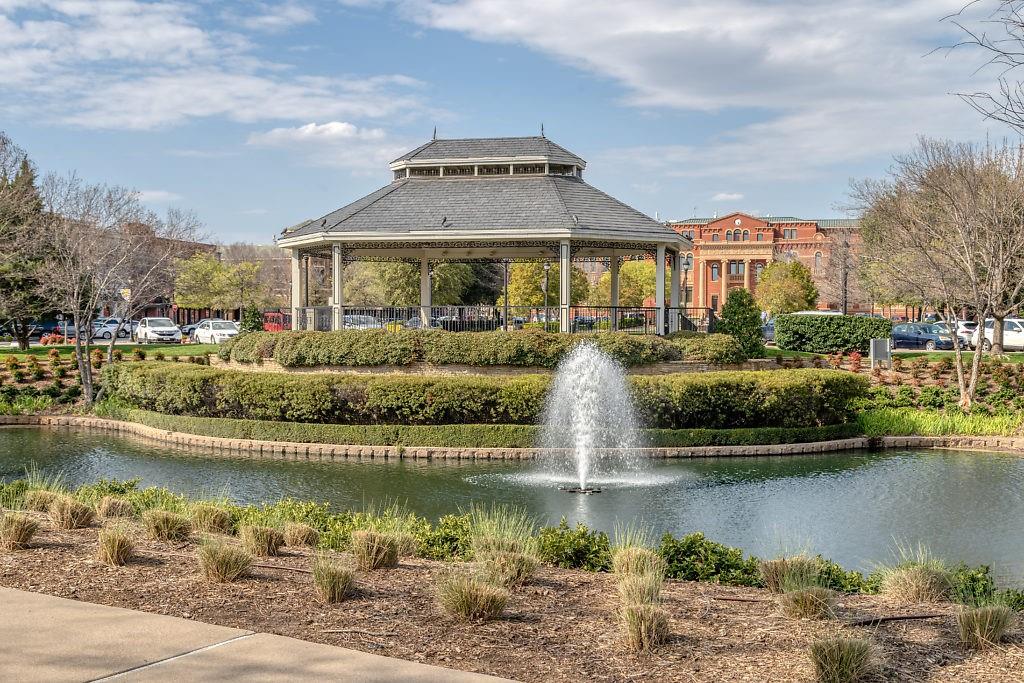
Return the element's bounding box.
[293,305,715,335]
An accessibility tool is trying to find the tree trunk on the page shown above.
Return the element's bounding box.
[73,316,94,404]
[12,318,31,351]
[992,316,1004,355]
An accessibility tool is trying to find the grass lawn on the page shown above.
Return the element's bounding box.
[0,343,219,360]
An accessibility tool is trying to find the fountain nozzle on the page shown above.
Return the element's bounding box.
[558,486,602,494]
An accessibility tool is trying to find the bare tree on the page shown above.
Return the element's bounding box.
[36,174,149,403]
[853,138,1024,408]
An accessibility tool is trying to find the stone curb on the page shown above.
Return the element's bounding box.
[2,415,1022,461]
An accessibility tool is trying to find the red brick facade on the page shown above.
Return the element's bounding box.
[668,212,864,313]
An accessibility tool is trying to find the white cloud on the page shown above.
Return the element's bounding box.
[0,1,427,130]
[711,192,743,202]
[138,189,182,203]
[247,121,410,171]
[400,0,999,176]
[235,3,316,32]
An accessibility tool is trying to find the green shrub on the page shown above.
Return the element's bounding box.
[108,363,865,430]
[658,532,761,586]
[716,289,766,358]
[665,332,747,364]
[774,314,892,354]
[536,520,611,571]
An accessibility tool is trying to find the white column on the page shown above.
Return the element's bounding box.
[420,255,431,325]
[609,252,620,331]
[743,258,752,290]
[669,250,681,333]
[655,244,666,335]
[290,249,301,331]
[559,240,571,333]
[332,244,344,330]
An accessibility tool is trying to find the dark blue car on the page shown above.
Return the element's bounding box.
[891,323,954,350]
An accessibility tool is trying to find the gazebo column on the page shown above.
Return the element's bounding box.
[290,249,302,331]
[559,240,571,333]
[655,244,666,335]
[669,249,681,333]
[609,252,620,331]
[419,255,431,326]
[332,244,344,330]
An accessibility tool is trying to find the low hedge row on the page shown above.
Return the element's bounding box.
[105,362,867,429]
[122,409,864,448]
[774,314,892,354]
[220,330,748,368]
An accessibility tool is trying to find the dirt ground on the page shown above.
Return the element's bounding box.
[0,516,1020,682]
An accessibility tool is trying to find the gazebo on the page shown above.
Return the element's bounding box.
[276,135,701,334]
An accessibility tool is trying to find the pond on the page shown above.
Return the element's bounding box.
[2,427,1023,585]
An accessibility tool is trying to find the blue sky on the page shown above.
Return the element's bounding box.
[0,0,1008,243]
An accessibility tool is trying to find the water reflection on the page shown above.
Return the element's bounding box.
[1,427,1022,585]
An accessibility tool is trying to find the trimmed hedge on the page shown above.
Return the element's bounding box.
[123,409,863,448]
[774,314,892,354]
[104,362,866,430]
[220,330,749,369]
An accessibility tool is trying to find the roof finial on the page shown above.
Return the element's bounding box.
[540,122,545,137]
[432,126,437,140]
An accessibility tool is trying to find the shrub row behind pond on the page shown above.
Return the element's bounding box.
[774,314,893,354]
[123,409,863,449]
[221,329,746,368]
[106,362,866,430]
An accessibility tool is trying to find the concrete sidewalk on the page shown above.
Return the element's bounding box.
[0,587,512,682]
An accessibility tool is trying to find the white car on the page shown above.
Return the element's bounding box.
[933,321,976,348]
[82,317,130,340]
[136,317,182,343]
[193,320,239,344]
[971,318,1024,351]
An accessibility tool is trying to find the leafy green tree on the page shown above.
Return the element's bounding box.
[716,288,765,358]
[371,261,474,306]
[174,253,273,312]
[499,262,588,306]
[588,260,669,306]
[240,303,263,332]
[0,152,49,350]
[755,261,818,314]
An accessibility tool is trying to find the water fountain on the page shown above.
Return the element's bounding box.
[540,343,647,492]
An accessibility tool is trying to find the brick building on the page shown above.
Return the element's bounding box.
[667,212,864,313]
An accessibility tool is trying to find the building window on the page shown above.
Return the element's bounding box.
[684,287,693,304]
[814,252,822,272]
[711,294,719,310]
[756,232,764,241]
[409,166,441,177]
[742,230,749,241]
[711,263,719,281]
[478,165,510,175]
[755,262,765,278]
[725,230,733,241]
[444,166,474,176]
[549,164,575,175]
[711,233,720,242]
[513,164,545,174]
[783,228,797,239]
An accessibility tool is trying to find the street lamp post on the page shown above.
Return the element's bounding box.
[502,259,510,332]
[542,261,551,331]
[682,256,691,329]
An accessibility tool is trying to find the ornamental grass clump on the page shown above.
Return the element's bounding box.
[350,529,399,570]
[611,523,665,578]
[476,550,538,588]
[760,555,821,594]
[49,495,95,529]
[142,509,192,541]
[436,572,508,622]
[96,526,135,566]
[878,544,952,603]
[778,586,837,620]
[312,553,357,604]
[469,503,538,559]
[189,503,232,534]
[620,602,670,653]
[23,489,59,512]
[809,637,874,683]
[0,513,39,550]
[956,605,1015,649]
[97,496,135,519]
[617,571,663,605]
[283,522,319,547]
[197,540,252,583]
[240,524,284,557]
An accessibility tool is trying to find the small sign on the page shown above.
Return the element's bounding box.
[869,338,892,369]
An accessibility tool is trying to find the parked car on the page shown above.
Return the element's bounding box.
[971,318,1024,351]
[81,317,130,340]
[180,318,223,341]
[891,323,955,350]
[193,320,239,344]
[932,321,974,349]
[342,315,383,330]
[135,317,182,343]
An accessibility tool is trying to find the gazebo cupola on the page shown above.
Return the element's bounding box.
[278,135,694,334]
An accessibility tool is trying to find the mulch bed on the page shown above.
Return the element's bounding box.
[1,516,1021,682]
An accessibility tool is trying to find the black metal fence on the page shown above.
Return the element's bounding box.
[293,305,715,335]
